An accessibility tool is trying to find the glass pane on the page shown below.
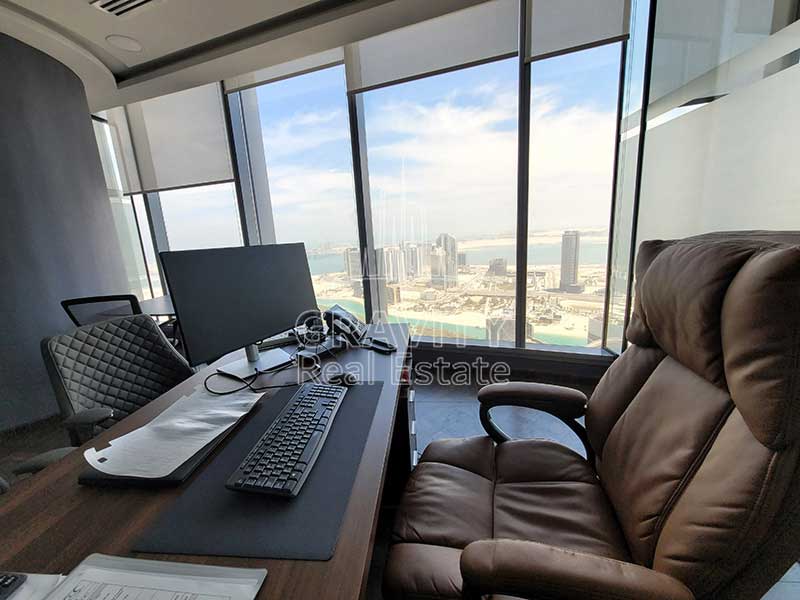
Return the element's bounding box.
[132,194,163,298]
[159,182,243,251]
[362,57,518,345]
[637,3,800,268]
[607,0,651,353]
[109,194,151,299]
[526,44,622,348]
[249,65,363,317]
[93,119,150,300]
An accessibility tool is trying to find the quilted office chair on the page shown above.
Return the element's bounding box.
[61,294,142,327]
[384,232,800,600]
[42,314,194,446]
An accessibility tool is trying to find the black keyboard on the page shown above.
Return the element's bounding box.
[0,574,25,600]
[226,383,347,497]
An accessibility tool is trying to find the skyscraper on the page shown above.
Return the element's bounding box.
[435,233,458,288]
[487,257,508,277]
[404,244,421,278]
[560,230,581,292]
[430,247,448,289]
[344,247,361,282]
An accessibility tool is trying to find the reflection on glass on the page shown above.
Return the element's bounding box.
[248,65,363,317]
[526,44,622,348]
[607,0,651,353]
[131,194,163,298]
[362,58,519,345]
[93,120,151,300]
[159,182,243,251]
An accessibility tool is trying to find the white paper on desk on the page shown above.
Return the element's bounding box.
[83,384,261,478]
[11,575,65,600]
[41,554,265,600]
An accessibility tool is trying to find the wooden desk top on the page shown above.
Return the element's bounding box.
[0,324,410,600]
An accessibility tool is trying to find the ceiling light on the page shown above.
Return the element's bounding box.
[105,35,143,52]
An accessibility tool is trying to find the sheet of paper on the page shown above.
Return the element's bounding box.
[84,384,262,479]
[11,575,65,600]
[41,555,265,600]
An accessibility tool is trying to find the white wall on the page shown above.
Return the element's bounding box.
[636,61,800,243]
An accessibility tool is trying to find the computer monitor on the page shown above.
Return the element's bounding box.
[160,243,317,370]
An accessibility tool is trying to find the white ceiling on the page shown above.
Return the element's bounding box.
[0,0,488,110]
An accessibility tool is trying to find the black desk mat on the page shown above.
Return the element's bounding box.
[133,382,384,560]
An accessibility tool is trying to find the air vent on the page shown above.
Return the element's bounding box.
[90,0,161,17]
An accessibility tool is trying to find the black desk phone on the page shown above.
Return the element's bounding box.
[323,304,367,345]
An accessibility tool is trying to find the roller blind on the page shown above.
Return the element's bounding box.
[223,48,344,94]
[345,0,518,93]
[527,0,631,61]
[125,83,233,193]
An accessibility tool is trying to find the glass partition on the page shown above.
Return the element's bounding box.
[636,2,800,254]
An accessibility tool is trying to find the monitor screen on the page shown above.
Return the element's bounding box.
[160,243,317,366]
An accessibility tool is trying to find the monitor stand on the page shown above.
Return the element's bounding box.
[217,344,294,380]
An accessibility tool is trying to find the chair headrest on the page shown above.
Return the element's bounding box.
[627,231,800,449]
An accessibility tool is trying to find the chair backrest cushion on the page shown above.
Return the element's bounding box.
[42,314,194,433]
[586,231,800,599]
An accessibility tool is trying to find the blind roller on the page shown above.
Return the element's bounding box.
[345,0,518,93]
[527,0,631,61]
[125,83,233,192]
[223,48,344,94]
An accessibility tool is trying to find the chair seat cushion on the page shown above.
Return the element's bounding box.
[386,436,630,599]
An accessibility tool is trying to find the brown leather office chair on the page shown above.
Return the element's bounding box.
[384,231,800,600]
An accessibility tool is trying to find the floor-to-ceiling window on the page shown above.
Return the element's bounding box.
[525,44,623,348]
[158,183,243,251]
[243,65,363,317]
[92,118,153,300]
[360,58,519,345]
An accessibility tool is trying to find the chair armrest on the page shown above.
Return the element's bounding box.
[63,407,114,443]
[460,539,695,600]
[12,447,75,476]
[478,382,587,420]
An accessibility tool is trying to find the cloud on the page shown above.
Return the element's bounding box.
[254,70,618,250]
[261,108,350,160]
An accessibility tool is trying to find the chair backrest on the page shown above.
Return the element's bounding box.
[585,231,800,600]
[61,294,142,327]
[42,314,194,445]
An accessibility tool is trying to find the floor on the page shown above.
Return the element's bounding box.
[2,387,798,599]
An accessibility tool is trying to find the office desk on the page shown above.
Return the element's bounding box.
[0,323,412,600]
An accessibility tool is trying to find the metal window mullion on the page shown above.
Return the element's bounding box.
[223,86,260,246]
[515,0,532,348]
[601,40,629,353]
[621,0,658,351]
[239,88,277,244]
[143,191,169,290]
[130,196,155,298]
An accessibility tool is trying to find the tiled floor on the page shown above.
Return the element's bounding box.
[413,381,800,600]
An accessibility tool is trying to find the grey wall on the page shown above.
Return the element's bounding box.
[0,34,129,430]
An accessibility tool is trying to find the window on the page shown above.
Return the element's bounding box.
[361,58,519,345]
[92,119,152,300]
[526,44,623,348]
[158,182,243,251]
[131,194,164,297]
[243,65,363,317]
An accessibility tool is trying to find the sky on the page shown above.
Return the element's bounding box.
[159,39,625,253]
[256,43,622,252]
